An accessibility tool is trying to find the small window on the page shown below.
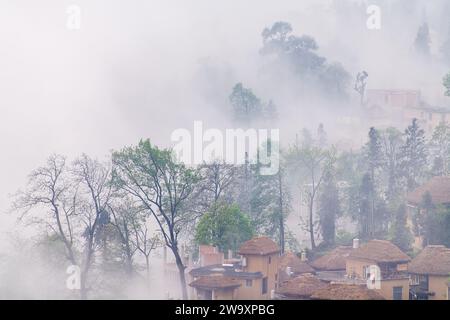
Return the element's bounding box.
[268,256,271,264]
[246,279,252,287]
[393,286,403,300]
[275,273,278,281]
[262,277,268,295]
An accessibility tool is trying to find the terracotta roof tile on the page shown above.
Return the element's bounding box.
[311,246,352,271]
[189,274,241,290]
[277,274,327,298]
[311,283,385,300]
[409,245,450,276]
[279,252,315,274]
[348,240,410,263]
[238,237,280,255]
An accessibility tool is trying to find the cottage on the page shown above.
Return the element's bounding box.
[311,246,352,271]
[278,252,314,283]
[406,176,450,249]
[189,236,280,300]
[346,239,411,300]
[409,245,450,300]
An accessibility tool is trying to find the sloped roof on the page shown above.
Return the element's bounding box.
[189,263,263,280]
[311,283,385,300]
[407,176,450,205]
[348,240,411,264]
[279,252,315,274]
[238,237,280,255]
[277,274,327,298]
[189,274,241,290]
[409,245,450,276]
[311,246,352,271]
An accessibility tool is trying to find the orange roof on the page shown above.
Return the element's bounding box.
[349,240,410,264]
[238,237,280,256]
[409,245,450,276]
[407,176,450,205]
[311,283,385,300]
[189,274,241,290]
[279,252,314,274]
[277,274,327,298]
[311,246,352,271]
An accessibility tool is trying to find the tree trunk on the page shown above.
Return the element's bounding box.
[80,269,88,300]
[278,172,285,254]
[309,198,316,250]
[145,255,150,280]
[173,248,188,299]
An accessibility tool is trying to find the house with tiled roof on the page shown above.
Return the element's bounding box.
[409,245,450,300]
[278,252,314,283]
[311,283,385,300]
[406,176,450,249]
[311,246,352,272]
[275,274,327,300]
[346,239,411,300]
[189,236,280,300]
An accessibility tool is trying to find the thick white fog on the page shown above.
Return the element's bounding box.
[0,0,449,299]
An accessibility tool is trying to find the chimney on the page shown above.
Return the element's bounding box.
[353,238,360,249]
[286,266,292,276]
[300,251,307,262]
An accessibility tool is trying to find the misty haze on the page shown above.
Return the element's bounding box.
[1,0,450,302]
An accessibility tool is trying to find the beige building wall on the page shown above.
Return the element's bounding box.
[379,278,410,300]
[346,258,370,278]
[212,288,236,300]
[428,275,450,300]
[235,278,263,300]
[242,252,279,300]
[346,258,409,300]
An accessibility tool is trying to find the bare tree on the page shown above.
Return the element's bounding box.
[14,155,77,264]
[14,154,113,299]
[107,197,140,276]
[288,146,336,250]
[71,154,113,299]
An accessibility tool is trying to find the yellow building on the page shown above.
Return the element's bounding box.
[409,245,450,300]
[346,240,411,300]
[189,237,280,300]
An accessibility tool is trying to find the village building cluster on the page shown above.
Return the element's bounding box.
[183,176,450,300]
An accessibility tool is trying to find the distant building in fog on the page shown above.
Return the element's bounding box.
[365,89,450,134]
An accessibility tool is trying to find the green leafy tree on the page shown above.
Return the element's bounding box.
[195,203,253,253]
[260,21,350,99]
[112,140,200,299]
[429,121,450,176]
[389,204,412,252]
[419,192,439,246]
[318,170,340,246]
[364,127,385,237]
[381,127,404,203]
[356,173,374,239]
[444,72,450,96]
[229,83,262,124]
[400,119,428,191]
[414,22,431,57]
